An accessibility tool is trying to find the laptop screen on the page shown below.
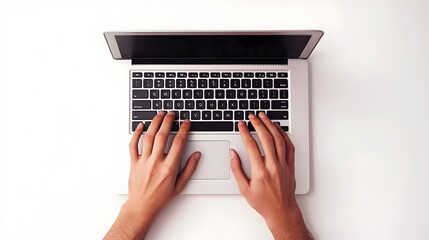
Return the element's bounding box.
[105,31,324,63]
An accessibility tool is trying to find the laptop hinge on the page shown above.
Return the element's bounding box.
[131,58,288,65]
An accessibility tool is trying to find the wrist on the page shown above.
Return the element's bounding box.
[265,206,312,240]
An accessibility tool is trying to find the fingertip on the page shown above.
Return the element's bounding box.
[194,151,201,162]
[229,149,237,160]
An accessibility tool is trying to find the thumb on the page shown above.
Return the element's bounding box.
[174,151,201,195]
[230,149,250,196]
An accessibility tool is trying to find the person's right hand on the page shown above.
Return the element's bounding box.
[230,112,312,240]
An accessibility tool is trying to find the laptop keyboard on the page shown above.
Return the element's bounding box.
[130,71,289,132]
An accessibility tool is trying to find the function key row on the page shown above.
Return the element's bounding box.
[132,72,288,78]
[132,78,288,89]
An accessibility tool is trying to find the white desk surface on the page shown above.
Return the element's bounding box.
[1,0,429,239]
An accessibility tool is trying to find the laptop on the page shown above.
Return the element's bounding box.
[104,31,323,194]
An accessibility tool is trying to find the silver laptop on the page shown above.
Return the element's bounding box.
[104,31,323,194]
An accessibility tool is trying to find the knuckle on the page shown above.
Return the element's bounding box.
[174,136,185,146]
[143,133,154,142]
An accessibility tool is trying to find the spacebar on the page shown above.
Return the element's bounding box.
[189,121,233,131]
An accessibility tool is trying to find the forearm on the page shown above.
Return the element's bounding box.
[104,204,153,240]
[266,208,313,240]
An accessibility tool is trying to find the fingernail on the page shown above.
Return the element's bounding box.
[136,122,143,129]
[158,111,165,115]
[194,152,201,161]
[248,114,255,119]
[238,121,245,126]
[229,149,236,159]
[259,112,267,118]
[167,111,175,115]
[184,119,190,123]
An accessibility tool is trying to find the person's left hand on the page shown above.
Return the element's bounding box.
[104,111,201,239]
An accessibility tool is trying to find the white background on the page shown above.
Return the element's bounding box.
[1,0,429,239]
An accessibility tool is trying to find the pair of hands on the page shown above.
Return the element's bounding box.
[104,111,311,240]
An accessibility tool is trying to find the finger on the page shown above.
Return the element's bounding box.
[152,111,175,157]
[141,111,166,158]
[174,151,201,195]
[238,120,264,172]
[275,123,295,174]
[166,119,191,166]
[258,112,286,169]
[129,122,143,162]
[248,114,277,167]
[229,149,250,196]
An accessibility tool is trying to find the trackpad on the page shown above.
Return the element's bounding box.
[180,140,230,180]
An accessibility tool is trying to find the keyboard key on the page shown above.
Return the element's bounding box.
[248,90,257,99]
[174,100,184,109]
[215,90,225,99]
[269,90,278,99]
[202,111,211,120]
[220,79,229,88]
[267,111,288,120]
[267,72,276,77]
[222,72,232,78]
[164,100,173,109]
[244,72,254,77]
[207,100,216,109]
[210,72,220,78]
[231,79,240,88]
[180,111,190,120]
[250,100,259,109]
[166,72,176,78]
[132,72,142,78]
[235,122,240,131]
[228,100,238,109]
[278,72,288,78]
[193,90,203,99]
[235,111,244,120]
[255,72,265,78]
[274,79,288,88]
[176,79,186,88]
[133,79,142,88]
[259,90,268,99]
[172,90,181,99]
[237,90,246,99]
[204,89,214,99]
[209,79,219,88]
[183,90,192,99]
[143,79,153,88]
[247,121,256,131]
[171,121,180,131]
[218,100,227,109]
[242,79,251,88]
[154,79,164,88]
[155,72,165,77]
[132,111,157,120]
[172,111,180,120]
[161,90,170,99]
[132,121,143,131]
[153,100,162,109]
[245,111,255,120]
[178,72,187,77]
[239,100,248,109]
[263,79,273,88]
[261,100,270,109]
[224,111,233,120]
[150,90,159,99]
[281,126,289,132]
[233,72,243,78]
[144,72,154,78]
[143,121,151,131]
[189,72,198,78]
[133,90,148,99]
[190,121,233,131]
[185,100,195,109]
[200,72,209,77]
[187,79,197,88]
[198,79,208,88]
[213,111,222,120]
[280,90,288,99]
[196,100,205,109]
[226,90,236,99]
[132,100,151,109]
[272,100,288,109]
[252,79,262,88]
[166,79,175,88]
[191,111,201,120]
